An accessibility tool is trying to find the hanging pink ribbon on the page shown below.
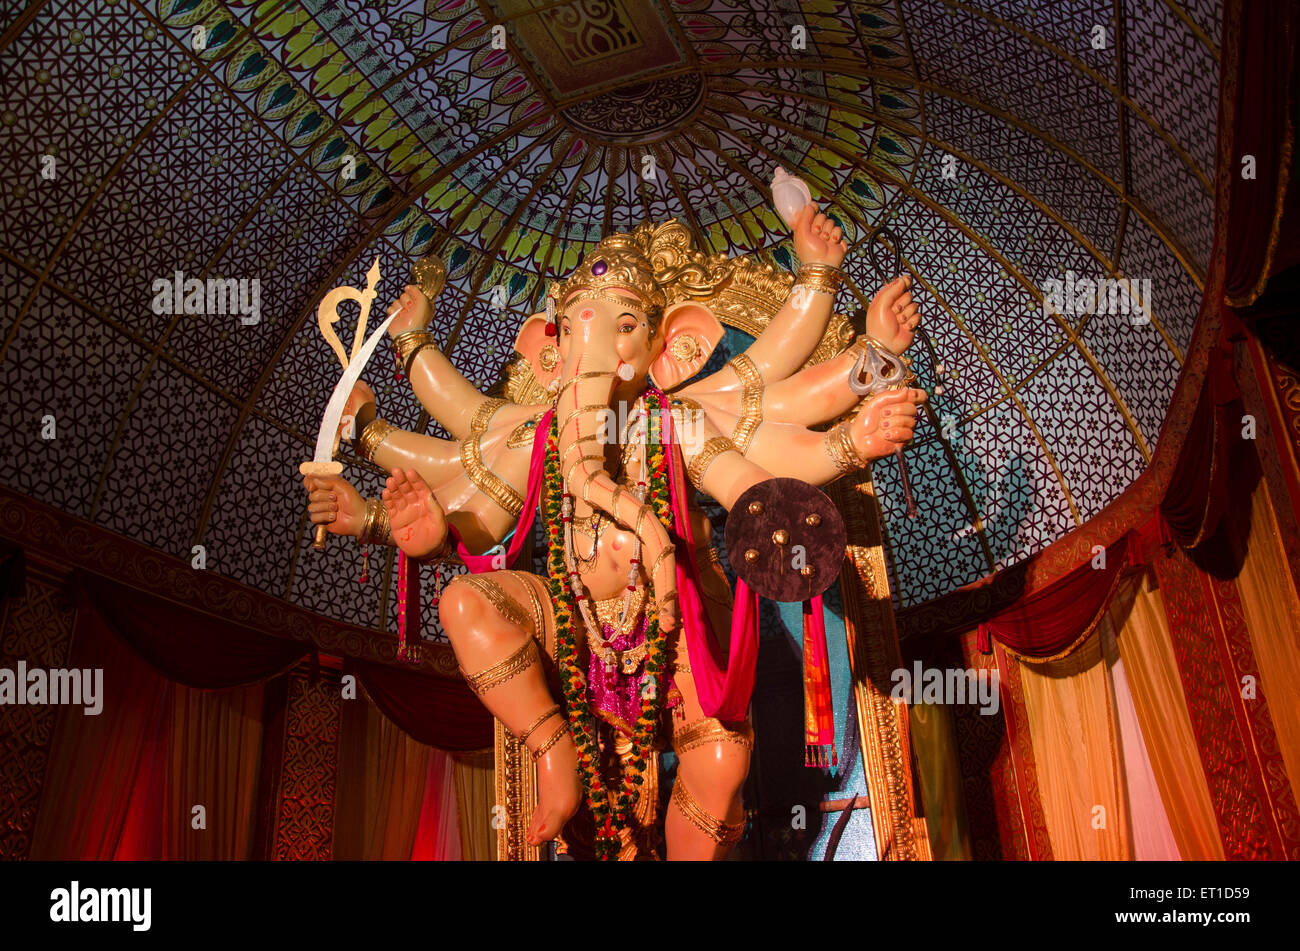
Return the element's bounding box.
[662,410,761,723]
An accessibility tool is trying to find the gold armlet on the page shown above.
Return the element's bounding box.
[470,397,506,435]
[673,717,755,756]
[357,418,396,462]
[793,263,844,296]
[824,419,864,475]
[686,435,736,489]
[726,354,764,454]
[459,637,540,695]
[672,775,745,846]
[460,434,525,517]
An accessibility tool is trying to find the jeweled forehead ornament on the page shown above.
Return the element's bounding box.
[552,229,667,319]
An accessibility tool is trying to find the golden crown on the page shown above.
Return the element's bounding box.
[548,221,735,317]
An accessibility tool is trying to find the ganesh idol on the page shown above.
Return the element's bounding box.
[303,175,926,861]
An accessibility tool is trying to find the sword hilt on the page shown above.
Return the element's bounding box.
[300,460,345,554]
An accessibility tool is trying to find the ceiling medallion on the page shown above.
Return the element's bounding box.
[560,73,705,143]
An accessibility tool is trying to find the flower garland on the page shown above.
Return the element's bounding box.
[544,388,674,860]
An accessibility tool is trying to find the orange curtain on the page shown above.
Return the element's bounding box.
[30,607,172,859]
[336,696,430,860]
[1229,477,1300,795]
[1109,572,1225,859]
[1014,634,1131,859]
[453,750,496,860]
[163,683,265,859]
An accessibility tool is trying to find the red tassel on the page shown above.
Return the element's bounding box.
[396,551,421,663]
[802,597,835,768]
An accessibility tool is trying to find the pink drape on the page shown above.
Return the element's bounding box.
[663,409,760,722]
[410,749,462,860]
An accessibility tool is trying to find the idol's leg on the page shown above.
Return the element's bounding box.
[439,570,580,846]
[663,634,752,860]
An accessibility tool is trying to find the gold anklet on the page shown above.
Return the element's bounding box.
[672,775,745,845]
[516,704,562,744]
[531,719,570,761]
[460,637,539,695]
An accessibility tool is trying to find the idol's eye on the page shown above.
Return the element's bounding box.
[617,313,637,334]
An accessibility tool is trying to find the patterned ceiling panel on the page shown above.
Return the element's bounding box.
[1,0,1222,619]
[920,93,1122,262]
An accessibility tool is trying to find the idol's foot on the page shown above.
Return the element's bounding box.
[526,727,582,846]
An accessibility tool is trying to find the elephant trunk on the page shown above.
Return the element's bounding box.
[553,315,678,631]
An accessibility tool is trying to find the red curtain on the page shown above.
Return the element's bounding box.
[29,607,174,859]
[1221,0,1298,305]
[77,573,307,688]
[1159,345,1243,548]
[977,534,1136,658]
[350,657,493,752]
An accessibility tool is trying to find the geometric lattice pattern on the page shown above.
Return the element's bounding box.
[0,0,1219,615]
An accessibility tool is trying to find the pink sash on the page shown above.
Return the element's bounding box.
[662,411,761,722]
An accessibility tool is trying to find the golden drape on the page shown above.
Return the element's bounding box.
[453,749,496,860]
[335,697,429,860]
[1231,478,1300,796]
[1015,635,1131,859]
[909,699,972,860]
[164,683,265,860]
[1108,574,1224,859]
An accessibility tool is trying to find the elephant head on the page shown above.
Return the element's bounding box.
[508,223,729,629]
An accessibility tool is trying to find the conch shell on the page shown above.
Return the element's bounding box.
[770,166,812,229]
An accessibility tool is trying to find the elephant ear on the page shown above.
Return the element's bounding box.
[513,313,561,393]
[650,302,725,391]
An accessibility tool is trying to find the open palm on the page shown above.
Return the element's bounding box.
[382,467,449,559]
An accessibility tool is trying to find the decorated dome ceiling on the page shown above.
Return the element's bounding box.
[0,0,1220,630]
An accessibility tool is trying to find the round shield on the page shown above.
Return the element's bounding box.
[724,478,847,602]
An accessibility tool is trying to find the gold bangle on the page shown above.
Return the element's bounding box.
[559,403,611,437]
[516,704,562,744]
[794,263,844,296]
[359,497,395,546]
[727,354,764,455]
[460,637,540,695]
[671,775,745,845]
[358,418,396,462]
[470,397,506,435]
[686,435,736,489]
[824,420,863,475]
[459,433,525,517]
[393,329,435,365]
[531,719,570,761]
[648,544,676,581]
